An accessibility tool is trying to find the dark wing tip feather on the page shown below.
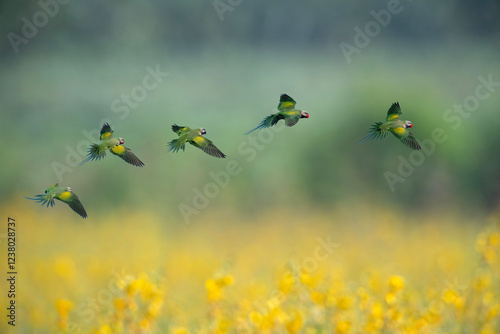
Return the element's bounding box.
[202,146,226,158]
[67,196,88,218]
[172,124,187,134]
[280,94,295,103]
[401,133,421,150]
[101,123,112,135]
[121,148,145,167]
[387,102,402,118]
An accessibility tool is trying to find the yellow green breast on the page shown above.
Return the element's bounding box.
[193,136,206,144]
[111,145,126,154]
[58,191,72,201]
[393,127,406,135]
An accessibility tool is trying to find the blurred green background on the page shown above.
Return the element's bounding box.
[1,0,500,223]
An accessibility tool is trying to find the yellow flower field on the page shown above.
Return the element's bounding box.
[2,201,499,333]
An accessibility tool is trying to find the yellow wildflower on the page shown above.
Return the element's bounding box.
[170,326,189,334]
[286,310,303,333]
[335,320,351,333]
[206,278,223,302]
[486,303,500,321]
[311,291,325,305]
[388,275,405,292]
[337,295,353,310]
[489,232,499,246]
[55,299,73,319]
[441,288,459,304]
[279,271,295,294]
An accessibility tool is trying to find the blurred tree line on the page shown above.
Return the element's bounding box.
[1,0,499,57]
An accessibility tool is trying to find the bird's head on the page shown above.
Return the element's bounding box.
[301,110,309,119]
[119,137,125,144]
[200,128,206,135]
[65,187,72,192]
[405,121,413,128]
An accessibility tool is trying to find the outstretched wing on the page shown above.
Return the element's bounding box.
[190,136,226,158]
[56,191,87,218]
[278,94,296,111]
[283,111,301,127]
[172,124,190,135]
[110,145,145,167]
[390,127,421,150]
[100,123,114,140]
[245,113,284,134]
[386,102,402,121]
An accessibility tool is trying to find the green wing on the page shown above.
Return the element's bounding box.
[100,123,114,140]
[390,128,421,150]
[110,145,145,167]
[283,111,300,127]
[189,136,226,158]
[386,102,402,121]
[278,94,296,111]
[56,190,88,218]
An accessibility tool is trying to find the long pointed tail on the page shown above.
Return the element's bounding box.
[245,114,279,135]
[357,122,387,144]
[78,144,106,166]
[167,139,185,153]
[24,195,55,207]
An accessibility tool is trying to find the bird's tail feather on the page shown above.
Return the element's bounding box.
[357,122,387,144]
[167,139,185,153]
[78,144,106,166]
[24,195,55,207]
[245,114,278,135]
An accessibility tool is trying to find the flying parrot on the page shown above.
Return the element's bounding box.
[245,94,309,134]
[167,125,226,158]
[79,123,144,166]
[25,183,88,218]
[358,102,421,150]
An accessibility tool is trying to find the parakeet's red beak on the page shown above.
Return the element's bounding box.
[409,124,412,128]
[306,114,309,118]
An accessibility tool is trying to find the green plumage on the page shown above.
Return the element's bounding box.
[80,123,144,167]
[25,183,87,218]
[167,124,226,158]
[245,94,309,134]
[358,102,421,150]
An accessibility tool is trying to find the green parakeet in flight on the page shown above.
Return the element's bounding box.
[359,102,421,150]
[167,124,226,158]
[245,94,309,134]
[25,183,88,218]
[79,123,144,166]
